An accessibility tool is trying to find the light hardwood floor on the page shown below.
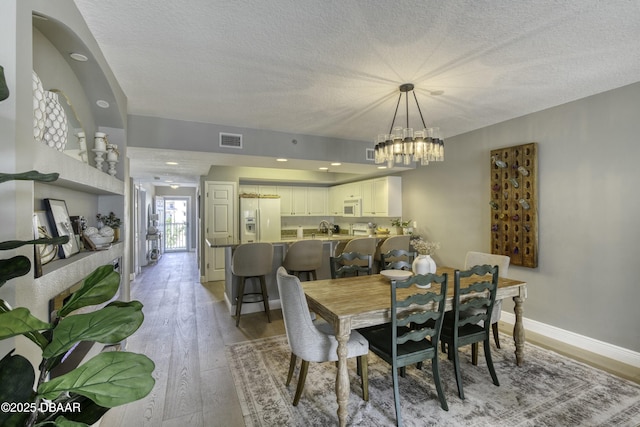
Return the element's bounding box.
[101,252,639,426]
[100,252,285,427]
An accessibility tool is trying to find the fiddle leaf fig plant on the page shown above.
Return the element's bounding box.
[0,171,155,426]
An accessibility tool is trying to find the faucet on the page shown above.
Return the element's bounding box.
[318,220,333,236]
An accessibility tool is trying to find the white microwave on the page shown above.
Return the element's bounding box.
[343,199,362,217]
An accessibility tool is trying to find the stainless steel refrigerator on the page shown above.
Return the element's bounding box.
[240,196,281,243]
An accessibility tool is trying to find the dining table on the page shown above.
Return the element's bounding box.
[300,266,527,427]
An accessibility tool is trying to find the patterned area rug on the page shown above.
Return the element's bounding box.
[226,334,640,426]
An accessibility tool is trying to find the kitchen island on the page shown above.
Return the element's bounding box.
[205,234,384,317]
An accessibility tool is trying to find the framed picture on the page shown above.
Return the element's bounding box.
[44,198,80,258]
[33,211,59,274]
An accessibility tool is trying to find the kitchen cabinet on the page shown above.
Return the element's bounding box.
[239,184,278,196]
[306,187,328,215]
[277,186,328,216]
[361,176,402,217]
[328,185,344,215]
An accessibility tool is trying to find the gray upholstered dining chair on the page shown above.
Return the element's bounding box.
[464,251,510,349]
[282,239,324,281]
[276,267,369,406]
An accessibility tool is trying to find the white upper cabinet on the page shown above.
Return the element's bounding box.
[277,186,328,216]
[306,187,328,215]
[360,176,402,217]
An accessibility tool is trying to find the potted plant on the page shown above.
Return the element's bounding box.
[0,171,154,427]
[390,218,411,235]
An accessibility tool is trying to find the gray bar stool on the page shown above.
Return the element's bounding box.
[232,242,274,327]
[282,239,324,281]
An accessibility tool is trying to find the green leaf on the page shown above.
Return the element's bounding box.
[0,351,35,427]
[37,351,155,407]
[44,302,144,358]
[0,300,49,349]
[0,307,51,341]
[0,256,31,287]
[0,170,59,184]
[57,266,120,317]
[0,236,69,251]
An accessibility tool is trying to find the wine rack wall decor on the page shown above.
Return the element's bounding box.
[490,142,538,268]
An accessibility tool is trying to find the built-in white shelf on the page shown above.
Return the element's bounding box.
[31,143,124,196]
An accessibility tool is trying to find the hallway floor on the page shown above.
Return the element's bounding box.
[100,252,285,427]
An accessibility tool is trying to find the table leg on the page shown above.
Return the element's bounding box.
[513,295,525,366]
[335,319,350,427]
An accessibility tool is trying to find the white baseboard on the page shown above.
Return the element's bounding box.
[501,311,640,369]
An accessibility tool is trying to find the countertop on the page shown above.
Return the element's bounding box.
[205,234,392,248]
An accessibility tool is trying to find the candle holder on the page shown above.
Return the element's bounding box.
[92,149,106,171]
[107,159,118,176]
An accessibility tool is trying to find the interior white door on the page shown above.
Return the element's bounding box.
[205,181,236,281]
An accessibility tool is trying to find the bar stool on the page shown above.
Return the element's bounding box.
[282,239,324,281]
[232,242,274,327]
[343,237,377,267]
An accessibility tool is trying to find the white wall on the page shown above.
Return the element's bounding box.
[401,81,640,353]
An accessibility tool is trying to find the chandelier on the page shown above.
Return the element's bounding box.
[374,83,444,167]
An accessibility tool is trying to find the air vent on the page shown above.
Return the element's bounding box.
[219,132,243,149]
[365,148,375,161]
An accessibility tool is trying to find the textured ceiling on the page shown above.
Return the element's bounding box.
[73,0,640,184]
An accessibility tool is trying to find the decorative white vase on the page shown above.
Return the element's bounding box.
[43,90,68,151]
[412,254,436,275]
[33,71,46,142]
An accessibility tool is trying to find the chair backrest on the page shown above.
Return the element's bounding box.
[231,242,273,277]
[330,252,372,278]
[276,267,335,362]
[344,237,377,257]
[381,249,415,271]
[452,265,499,333]
[464,251,510,278]
[282,239,324,272]
[390,273,448,360]
[375,235,410,261]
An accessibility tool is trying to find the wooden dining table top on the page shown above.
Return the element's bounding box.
[300,266,527,329]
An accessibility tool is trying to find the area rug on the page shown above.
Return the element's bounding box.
[226,334,640,426]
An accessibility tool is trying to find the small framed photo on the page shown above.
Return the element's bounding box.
[44,198,80,258]
[33,211,59,276]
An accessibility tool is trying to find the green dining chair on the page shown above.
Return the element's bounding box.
[329,251,372,278]
[380,249,415,271]
[359,273,449,426]
[439,264,500,399]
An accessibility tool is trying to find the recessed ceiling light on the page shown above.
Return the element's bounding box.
[276,158,288,162]
[96,99,110,108]
[377,166,388,169]
[70,53,88,62]
[165,161,178,165]
[170,184,180,189]
[331,162,342,166]
[319,167,329,171]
